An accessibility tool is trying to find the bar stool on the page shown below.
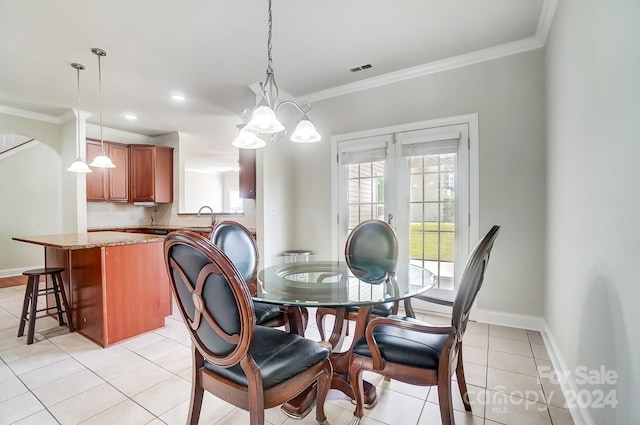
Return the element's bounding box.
[17,267,74,344]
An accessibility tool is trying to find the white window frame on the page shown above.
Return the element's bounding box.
[331,114,479,309]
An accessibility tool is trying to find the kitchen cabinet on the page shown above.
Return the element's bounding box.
[16,232,172,347]
[238,148,256,199]
[129,145,174,203]
[86,139,129,202]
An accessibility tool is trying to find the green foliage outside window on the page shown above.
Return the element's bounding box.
[410,222,455,261]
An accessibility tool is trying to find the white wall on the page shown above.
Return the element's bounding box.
[545,0,639,423]
[290,50,547,317]
[256,139,295,258]
[0,114,65,274]
[184,170,224,212]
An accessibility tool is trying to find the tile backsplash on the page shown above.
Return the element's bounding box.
[87,200,256,230]
[87,202,152,227]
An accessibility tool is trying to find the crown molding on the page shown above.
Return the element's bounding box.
[59,109,92,123]
[305,0,558,103]
[151,131,180,145]
[86,123,154,144]
[0,105,61,124]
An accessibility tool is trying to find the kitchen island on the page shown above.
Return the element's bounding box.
[12,232,172,347]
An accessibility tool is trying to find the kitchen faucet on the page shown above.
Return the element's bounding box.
[197,205,216,227]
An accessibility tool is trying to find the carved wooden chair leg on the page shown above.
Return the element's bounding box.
[188,348,205,425]
[437,368,455,425]
[456,344,472,411]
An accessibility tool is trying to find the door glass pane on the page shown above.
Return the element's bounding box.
[346,160,385,233]
[407,154,456,291]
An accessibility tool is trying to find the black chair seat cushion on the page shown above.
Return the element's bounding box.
[253,301,284,325]
[204,326,329,389]
[347,301,394,317]
[352,315,448,370]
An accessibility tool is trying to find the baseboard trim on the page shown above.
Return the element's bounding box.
[472,308,546,331]
[541,320,595,425]
[0,267,39,278]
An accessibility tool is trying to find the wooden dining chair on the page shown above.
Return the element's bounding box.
[348,225,500,425]
[315,219,399,342]
[164,231,332,425]
[210,221,306,333]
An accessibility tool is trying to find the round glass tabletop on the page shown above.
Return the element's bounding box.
[255,255,436,307]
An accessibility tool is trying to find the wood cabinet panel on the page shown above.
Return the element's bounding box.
[86,139,129,202]
[130,145,174,203]
[107,143,129,201]
[86,140,107,201]
[103,242,171,345]
[239,148,256,199]
[70,247,105,345]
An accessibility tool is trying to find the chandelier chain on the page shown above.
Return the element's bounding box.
[267,0,273,71]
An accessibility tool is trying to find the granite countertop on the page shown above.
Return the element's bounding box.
[12,231,166,250]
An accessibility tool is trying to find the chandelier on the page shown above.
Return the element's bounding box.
[232,0,321,149]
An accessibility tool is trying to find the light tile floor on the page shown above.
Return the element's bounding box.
[0,285,575,425]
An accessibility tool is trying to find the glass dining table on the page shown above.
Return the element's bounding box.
[255,255,436,418]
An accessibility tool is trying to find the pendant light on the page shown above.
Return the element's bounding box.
[239,0,321,148]
[66,63,92,173]
[89,48,115,168]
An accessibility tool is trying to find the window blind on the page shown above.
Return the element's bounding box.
[339,140,387,165]
[399,132,460,157]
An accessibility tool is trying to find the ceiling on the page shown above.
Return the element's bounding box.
[0,0,547,170]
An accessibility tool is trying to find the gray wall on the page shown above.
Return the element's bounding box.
[289,50,547,317]
[545,0,639,423]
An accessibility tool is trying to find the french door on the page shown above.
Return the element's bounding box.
[334,117,476,304]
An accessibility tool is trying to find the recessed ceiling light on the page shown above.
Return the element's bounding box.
[124,113,137,120]
[172,94,185,101]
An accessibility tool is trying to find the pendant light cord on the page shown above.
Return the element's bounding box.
[97,53,105,154]
[76,66,81,158]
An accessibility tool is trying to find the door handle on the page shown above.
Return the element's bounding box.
[387,213,394,225]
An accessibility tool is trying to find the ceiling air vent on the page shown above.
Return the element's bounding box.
[350,63,373,73]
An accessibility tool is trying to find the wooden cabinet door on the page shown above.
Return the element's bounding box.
[154,146,173,203]
[130,145,174,202]
[107,142,129,201]
[130,145,155,202]
[86,140,107,201]
[239,148,256,199]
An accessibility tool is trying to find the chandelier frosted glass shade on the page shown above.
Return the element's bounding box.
[244,104,286,134]
[67,158,93,173]
[232,127,267,149]
[290,116,321,143]
[89,153,116,168]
